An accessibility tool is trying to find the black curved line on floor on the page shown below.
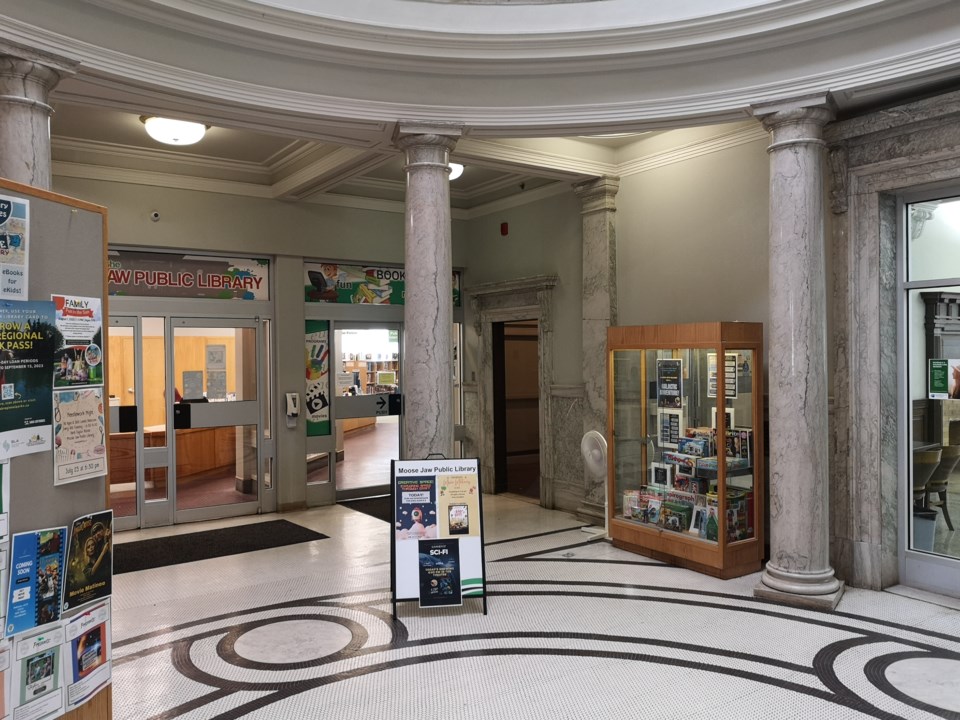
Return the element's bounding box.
[483,525,591,546]
[113,588,392,649]
[487,579,960,645]
[216,613,369,671]
[812,636,904,720]
[144,688,237,720]
[486,589,956,655]
[114,600,398,667]
[170,646,898,720]
[362,630,816,676]
[864,649,960,720]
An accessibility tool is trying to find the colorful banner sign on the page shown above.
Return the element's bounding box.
[0,300,56,459]
[304,262,461,307]
[305,320,331,436]
[108,250,269,300]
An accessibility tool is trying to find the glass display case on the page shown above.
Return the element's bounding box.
[607,322,764,578]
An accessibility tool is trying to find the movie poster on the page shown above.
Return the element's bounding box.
[63,601,111,712]
[53,388,107,485]
[0,300,56,459]
[52,295,103,388]
[304,320,330,436]
[10,626,64,720]
[0,195,29,300]
[62,511,112,612]
[418,539,462,608]
[5,528,66,637]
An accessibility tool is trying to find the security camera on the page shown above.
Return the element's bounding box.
[150,211,160,222]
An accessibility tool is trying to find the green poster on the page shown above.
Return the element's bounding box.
[305,320,330,436]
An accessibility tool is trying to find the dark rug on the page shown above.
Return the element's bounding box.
[339,495,391,524]
[114,519,328,574]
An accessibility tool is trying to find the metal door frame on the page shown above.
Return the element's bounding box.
[170,316,263,525]
[107,315,141,532]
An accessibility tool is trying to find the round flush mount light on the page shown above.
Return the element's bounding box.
[140,116,208,146]
[448,162,464,181]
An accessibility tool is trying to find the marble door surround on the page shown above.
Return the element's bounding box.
[465,276,558,503]
[752,96,844,609]
[825,87,960,597]
[393,122,461,461]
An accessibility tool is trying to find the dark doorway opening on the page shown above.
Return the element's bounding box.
[493,320,541,500]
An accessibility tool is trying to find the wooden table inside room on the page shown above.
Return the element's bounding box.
[108,425,239,484]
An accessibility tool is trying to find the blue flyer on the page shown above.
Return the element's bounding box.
[5,527,67,637]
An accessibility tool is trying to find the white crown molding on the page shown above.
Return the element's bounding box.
[52,136,270,177]
[52,160,273,197]
[616,124,770,176]
[6,12,960,135]
[457,182,572,220]
[78,0,948,70]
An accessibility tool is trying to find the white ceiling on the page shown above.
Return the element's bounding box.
[8,0,960,211]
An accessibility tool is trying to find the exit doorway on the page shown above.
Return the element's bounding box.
[493,320,541,500]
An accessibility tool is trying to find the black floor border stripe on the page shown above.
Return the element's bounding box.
[864,649,960,720]
[113,588,392,649]
[493,536,669,565]
[486,579,960,645]
[485,589,954,654]
[484,525,591,546]
[171,646,895,720]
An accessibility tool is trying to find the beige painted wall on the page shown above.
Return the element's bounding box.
[461,190,584,385]
[615,133,771,334]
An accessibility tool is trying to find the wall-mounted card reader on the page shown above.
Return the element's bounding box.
[286,392,300,417]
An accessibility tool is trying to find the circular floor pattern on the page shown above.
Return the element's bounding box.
[884,657,960,713]
[233,619,353,664]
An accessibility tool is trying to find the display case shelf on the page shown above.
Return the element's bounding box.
[607,322,764,579]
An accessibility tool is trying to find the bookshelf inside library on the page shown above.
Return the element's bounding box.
[607,322,764,579]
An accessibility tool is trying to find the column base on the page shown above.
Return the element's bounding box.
[754,563,845,610]
[754,580,845,611]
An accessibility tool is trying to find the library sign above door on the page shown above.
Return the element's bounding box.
[304,262,460,307]
[108,251,270,300]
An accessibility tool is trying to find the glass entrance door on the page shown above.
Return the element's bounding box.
[106,316,171,530]
[902,194,960,598]
[171,318,261,523]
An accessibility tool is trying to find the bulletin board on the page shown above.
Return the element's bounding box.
[391,458,487,616]
[0,178,110,720]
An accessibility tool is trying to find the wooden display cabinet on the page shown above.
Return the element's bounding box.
[607,322,764,578]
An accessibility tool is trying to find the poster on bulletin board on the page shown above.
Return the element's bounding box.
[391,458,486,615]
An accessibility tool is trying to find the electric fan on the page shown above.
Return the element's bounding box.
[580,430,608,477]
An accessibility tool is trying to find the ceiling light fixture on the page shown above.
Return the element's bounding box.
[448,162,464,181]
[140,116,208,146]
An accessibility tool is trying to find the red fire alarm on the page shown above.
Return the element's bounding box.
[500,222,508,236]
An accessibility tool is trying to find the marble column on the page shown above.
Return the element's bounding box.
[752,99,844,609]
[394,123,461,460]
[0,42,77,188]
[573,176,619,525]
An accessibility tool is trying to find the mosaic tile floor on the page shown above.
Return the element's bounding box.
[112,496,960,720]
